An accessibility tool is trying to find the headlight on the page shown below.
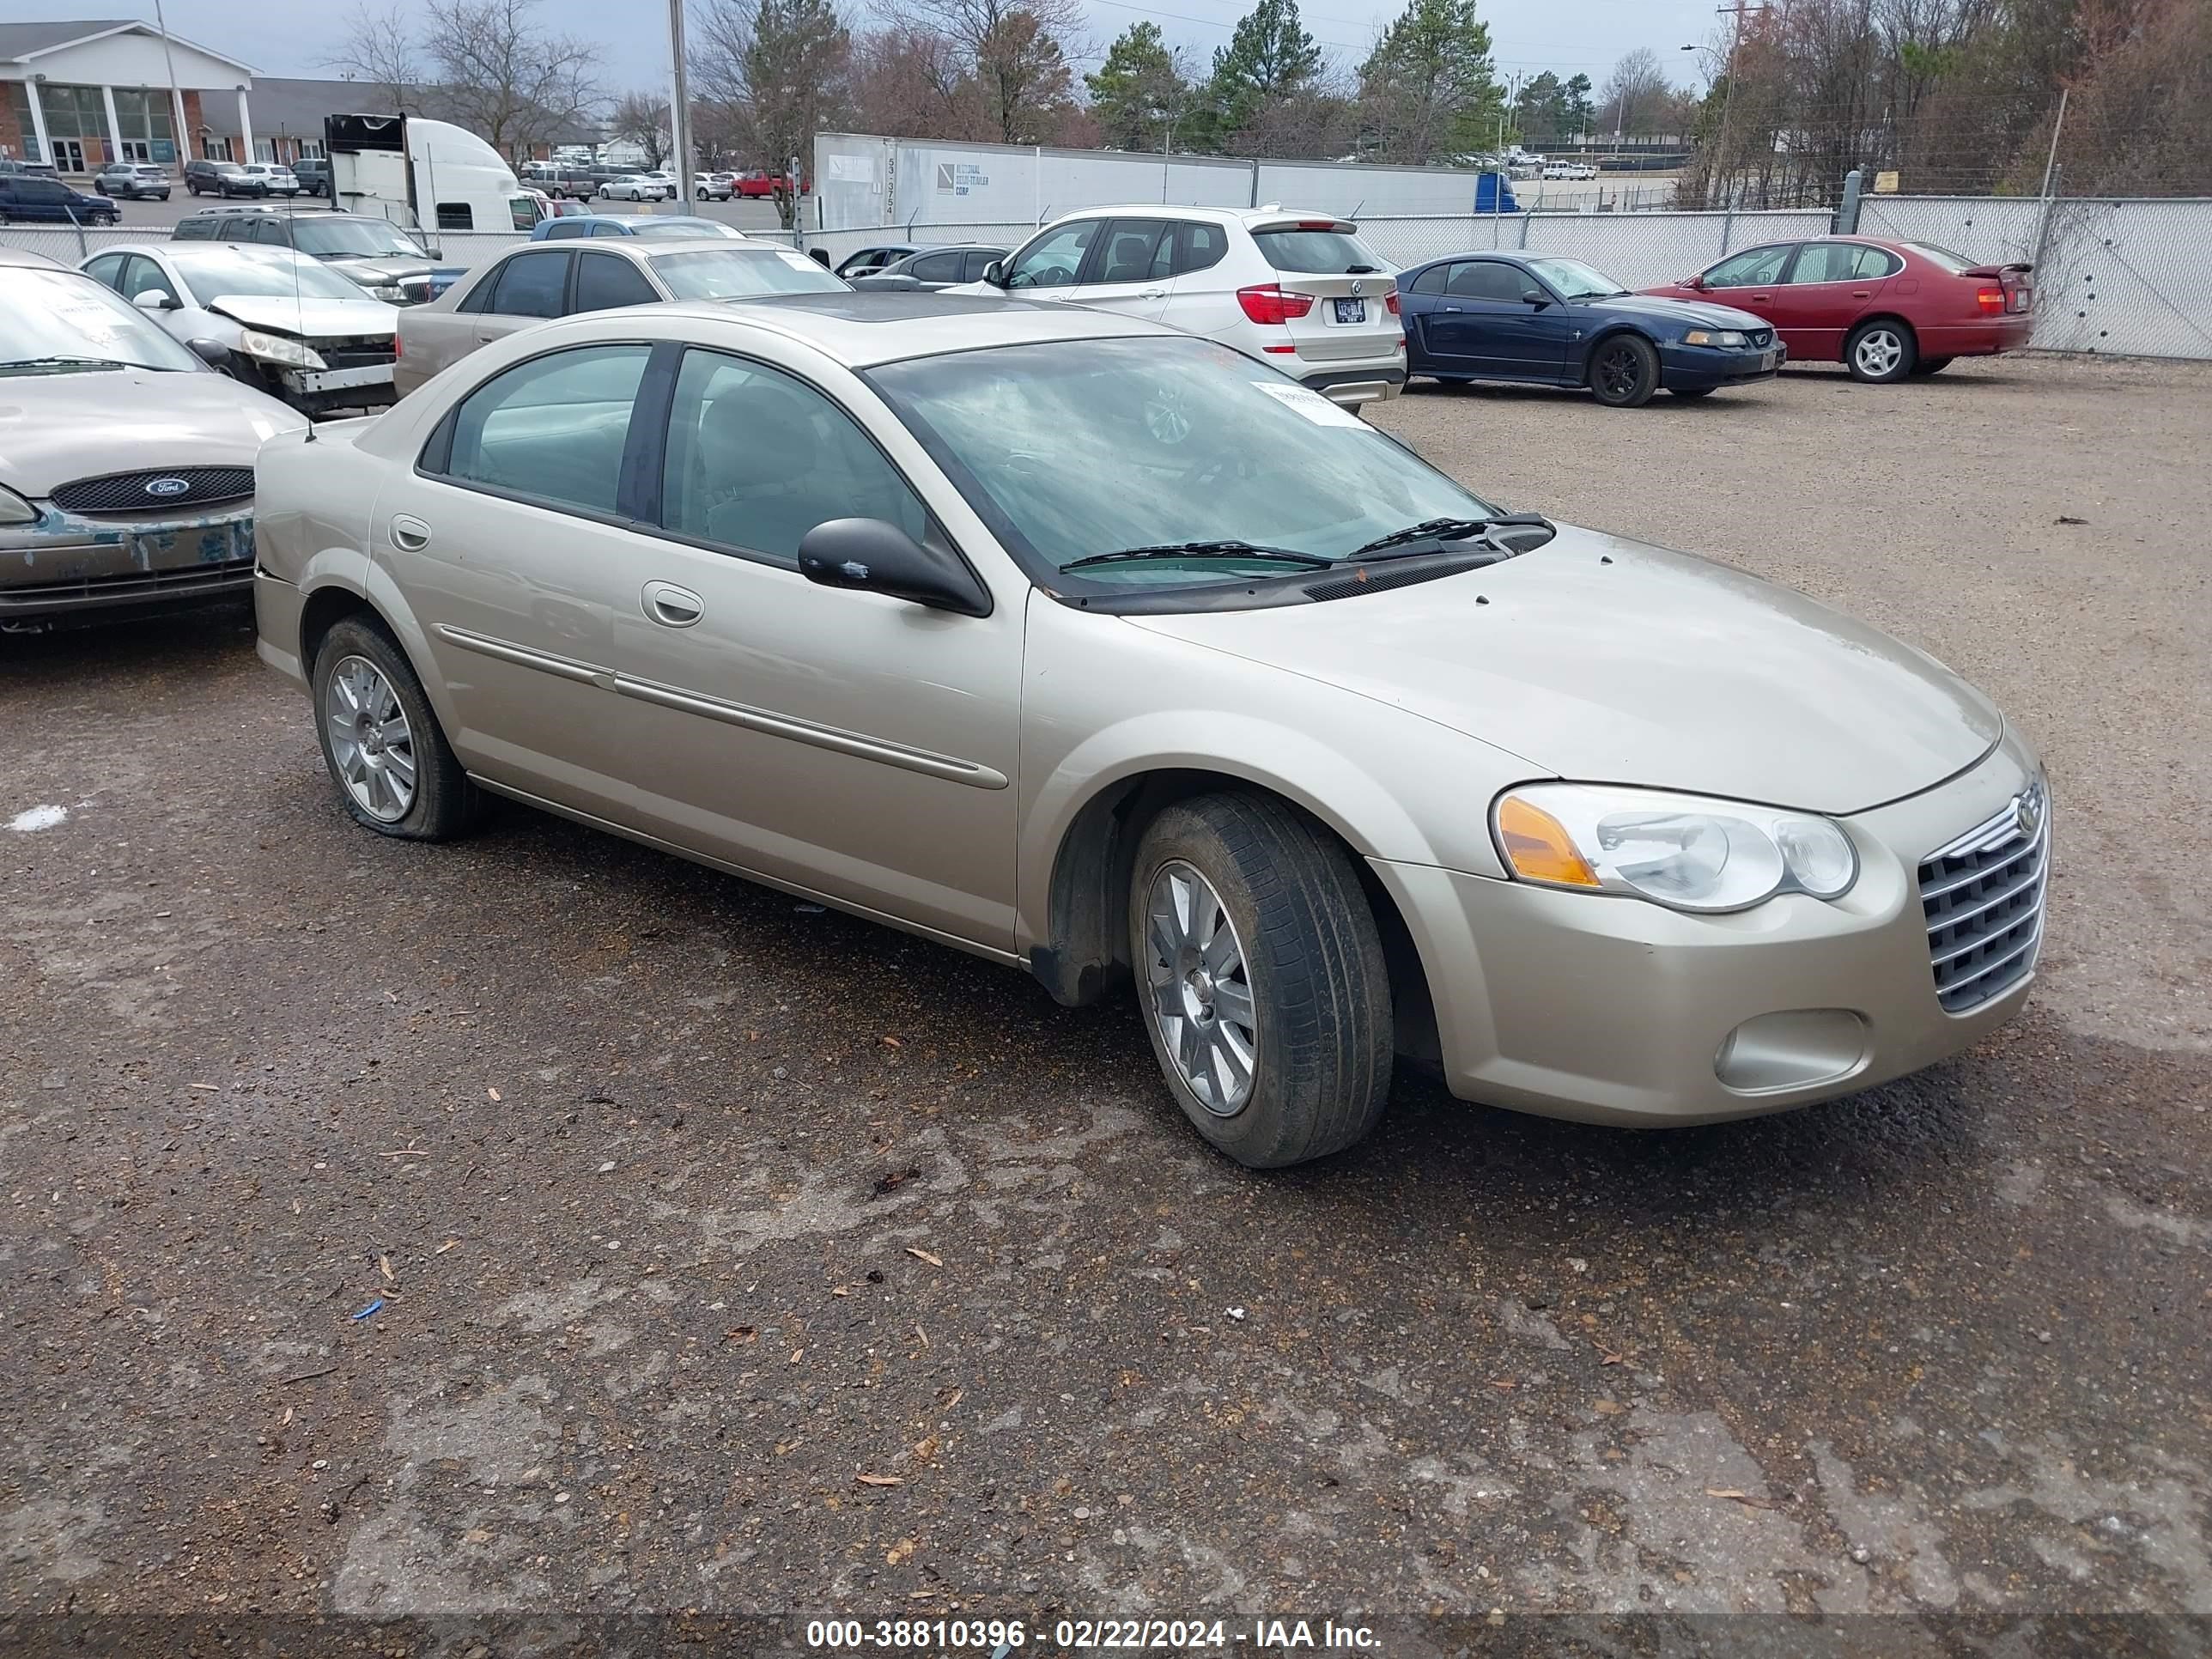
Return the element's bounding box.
[1683,328,1749,348]
[368,284,407,302]
[0,484,37,526]
[237,329,326,371]
[1493,783,1858,914]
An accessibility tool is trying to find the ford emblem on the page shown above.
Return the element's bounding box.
[144,477,191,498]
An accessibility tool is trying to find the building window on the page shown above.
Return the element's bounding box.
[4,84,40,161]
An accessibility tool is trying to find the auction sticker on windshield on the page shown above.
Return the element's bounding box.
[1253,381,1366,428]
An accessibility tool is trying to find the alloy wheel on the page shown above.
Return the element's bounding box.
[323,654,417,823]
[1854,328,1904,378]
[1141,860,1259,1116]
[1595,341,1644,401]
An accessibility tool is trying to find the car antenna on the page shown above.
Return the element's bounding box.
[289,186,316,442]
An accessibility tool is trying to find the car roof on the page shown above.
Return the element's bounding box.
[0,245,66,269]
[557,290,1176,368]
[1045,204,1354,231]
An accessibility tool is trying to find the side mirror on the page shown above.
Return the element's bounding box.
[798,519,990,617]
[132,289,178,311]
[186,337,230,368]
[981,258,1008,288]
[1522,289,1549,308]
[1683,274,1705,290]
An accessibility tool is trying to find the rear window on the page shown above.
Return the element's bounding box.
[1904,241,1978,273]
[1250,228,1386,275]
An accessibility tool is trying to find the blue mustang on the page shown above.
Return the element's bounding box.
[1396,252,1784,408]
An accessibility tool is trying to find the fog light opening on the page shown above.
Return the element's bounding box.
[1714,1010,1869,1096]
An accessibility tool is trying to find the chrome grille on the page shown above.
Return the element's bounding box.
[50,467,252,514]
[1918,779,2049,1013]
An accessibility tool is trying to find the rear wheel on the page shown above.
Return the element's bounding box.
[1910,355,1955,376]
[311,617,483,841]
[1589,334,1660,408]
[1845,319,1917,382]
[1128,793,1393,1168]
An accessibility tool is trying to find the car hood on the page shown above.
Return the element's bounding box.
[0,369,305,493]
[323,257,438,284]
[1125,526,2002,817]
[1582,293,1769,331]
[209,295,399,337]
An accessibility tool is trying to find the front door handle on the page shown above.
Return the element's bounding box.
[390,514,431,551]
[1139,289,1167,301]
[641,580,703,628]
[1749,293,1771,302]
[1850,289,1871,299]
[1443,305,1462,313]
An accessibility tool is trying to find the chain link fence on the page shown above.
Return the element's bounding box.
[10,198,2209,360]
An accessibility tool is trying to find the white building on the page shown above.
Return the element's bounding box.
[1,18,262,173]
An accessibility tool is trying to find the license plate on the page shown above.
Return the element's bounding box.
[1333,298,1365,324]
[1759,350,1777,370]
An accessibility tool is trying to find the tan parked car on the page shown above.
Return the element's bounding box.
[394,238,849,397]
[253,295,2048,1167]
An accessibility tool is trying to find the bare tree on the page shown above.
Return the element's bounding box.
[897,0,1085,143]
[1597,45,1673,137]
[691,0,853,219]
[848,22,986,138]
[608,89,672,168]
[325,3,427,112]
[422,0,604,162]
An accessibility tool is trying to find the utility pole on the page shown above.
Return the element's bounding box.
[1710,1,1768,210]
[666,0,693,206]
[149,0,191,166]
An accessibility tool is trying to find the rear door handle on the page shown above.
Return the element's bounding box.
[1748,293,1771,302]
[642,580,703,628]
[1443,305,1462,313]
[1850,289,1870,299]
[390,514,431,551]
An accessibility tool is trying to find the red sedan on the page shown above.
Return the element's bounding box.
[1642,235,2033,382]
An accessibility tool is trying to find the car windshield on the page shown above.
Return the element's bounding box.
[173,249,369,303]
[289,218,427,258]
[1250,227,1388,274]
[1905,241,1978,273]
[630,218,744,240]
[650,248,849,299]
[867,337,1499,590]
[0,268,202,374]
[1525,257,1626,299]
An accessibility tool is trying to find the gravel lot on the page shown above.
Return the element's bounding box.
[3,353,2209,1643]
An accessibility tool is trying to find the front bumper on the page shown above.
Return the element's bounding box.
[1659,339,1785,391]
[0,501,256,623]
[1373,732,2045,1126]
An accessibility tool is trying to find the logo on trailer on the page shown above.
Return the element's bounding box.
[144,477,191,498]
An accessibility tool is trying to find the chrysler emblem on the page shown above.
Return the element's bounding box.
[2013,790,2041,839]
[144,477,191,497]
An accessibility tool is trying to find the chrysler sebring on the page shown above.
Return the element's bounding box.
[252,295,2048,1167]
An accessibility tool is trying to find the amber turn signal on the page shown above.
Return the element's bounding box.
[1497,794,1600,887]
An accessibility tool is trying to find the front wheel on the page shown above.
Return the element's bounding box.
[1910,355,1954,376]
[1845,319,1917,382]
[1589,334,1660,408]
[312,617,484,840]
[1128,793,1393,1168]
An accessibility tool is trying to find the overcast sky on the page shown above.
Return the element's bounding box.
[61,0,1722,100]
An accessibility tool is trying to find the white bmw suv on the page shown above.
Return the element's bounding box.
[953,206,1405,405]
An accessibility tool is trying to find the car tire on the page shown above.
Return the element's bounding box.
[1845,319,1917,382]
[1669,386,1717,398]
[311,617,484,841]
[1910,355,1954,376]
[1588,333,1660,408]
[1127,792,1393,1169]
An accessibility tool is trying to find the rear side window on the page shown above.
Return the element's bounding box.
[1251,228,1384,274]
[1409,264,1449,295]
[1905,241,1978,273]
[1092,220,1171,284]
[487,250,570,318]
[572,251,659,313]
[908,251,963,283]
[1789,242,1893,283]
[963,249,1000,282]
[542,219,588,240]
[1175,222,1229,275]
[434,344,651,516]
[252,220,289,246]
[173,217,214,240]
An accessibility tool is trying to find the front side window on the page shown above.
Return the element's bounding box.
[1006,222,1098,289]
[487,251,571,318]
[963,248,1001,282]
[1703,245,1793,289]
[542,219,589,240]
[1445,262,1529,303]
[867,337,1498,592]
[659,349,928,563]
[121,255,179,306]
[435,344,651,514]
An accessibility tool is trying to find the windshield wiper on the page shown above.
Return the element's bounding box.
[0,356,127,374]
[1063,540,1336,572]
[1350,513,1554,558]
